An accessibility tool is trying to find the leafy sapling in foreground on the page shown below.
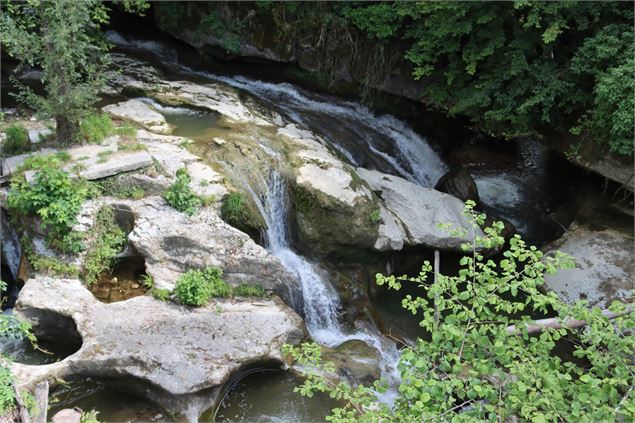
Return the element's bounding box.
[284,201,635,422]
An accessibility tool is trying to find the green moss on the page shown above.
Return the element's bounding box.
[292,185,317,213]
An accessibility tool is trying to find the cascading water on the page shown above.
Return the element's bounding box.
[106,31,447,187]
[257,172,346,345]
[253,171,401,402]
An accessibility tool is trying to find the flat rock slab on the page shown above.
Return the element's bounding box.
[14,276,305,422]
[103,98,173,135]
[19,144,153,183]
[2,148,58,175]
[543,224,634,308]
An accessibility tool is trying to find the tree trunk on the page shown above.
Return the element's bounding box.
[55,116,80,145]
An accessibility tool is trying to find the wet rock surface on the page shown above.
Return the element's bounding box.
[13,277,305,422]
[357,168,482,252]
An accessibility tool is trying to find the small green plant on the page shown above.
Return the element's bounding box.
[96,177,146,200]
[163,167,202,216]
[174,266,231,306]
[81,206,126,286]
[200,194,217,208]
[369,209,381,224]
[221,192,246,225]
[96,150,114,163]
[80,410,100,423]
[140,274,154,289]
[80,113,114,144]
[114,124,137,139]
[233,283,267,298]
[3,124,29,155]
[8,164,89,253]
[29,254,79,278]
[150,287,171,302]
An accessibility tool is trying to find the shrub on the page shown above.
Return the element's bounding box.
[96,177,146,200]
[163,167,201,215]
[8,164,89,253]
[80,410,100,423]
[233,283,267,298]
[221,192,245,225]
[3,124,29,155]
[174,266,231,306]
[81,206,126,286]
[150,288,171,302]
[29,255,79,278]
[80,113,114,144]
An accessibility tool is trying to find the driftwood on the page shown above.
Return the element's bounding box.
[506,307,633,335]
[33,382,49,423]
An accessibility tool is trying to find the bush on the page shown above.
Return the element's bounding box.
[163,168,201,216]
[174,267,231,306]
[81,206,127,286]
[3,124,29,155]
[8,163,89,253]
[80,113,114,144]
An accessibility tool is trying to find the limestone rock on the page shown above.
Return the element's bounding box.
[543,224,634,308]
[51,409,82,423]
[13,276,305,422]
[280,125,380,256]
[103,99,172,134]
[126,196,296,300]
[357,168,482,251]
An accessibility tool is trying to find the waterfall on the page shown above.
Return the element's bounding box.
[254,171,401,402]
[258,172,346,345]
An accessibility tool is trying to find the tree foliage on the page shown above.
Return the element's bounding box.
[0,0,148,144]
[285,201,635,422]
[342,2,634,155]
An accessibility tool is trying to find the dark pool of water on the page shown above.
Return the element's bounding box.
[49,378,165,422]
[213,369,340,423]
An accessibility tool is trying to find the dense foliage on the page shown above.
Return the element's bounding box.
[163,167,202,216]
[285,201,635,422]
[0,0,148,144]
[341,2,634,156]
[7,157,91,253]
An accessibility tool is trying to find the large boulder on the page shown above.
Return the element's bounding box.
[125,196,296,300]
[13,276,305,422]
[357,168,482,251]
[434,166,480,204]
[279,125,382,256]
[103,98,173,134]
[543,224,634,308]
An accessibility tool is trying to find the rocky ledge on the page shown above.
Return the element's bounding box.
[13,276,305,422]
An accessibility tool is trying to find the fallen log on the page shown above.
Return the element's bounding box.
[506,307,633,335]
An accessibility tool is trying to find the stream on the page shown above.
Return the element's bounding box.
[1,30,607,422]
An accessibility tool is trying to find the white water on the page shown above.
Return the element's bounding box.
[107,31,447,187]
[256,171,401,402]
